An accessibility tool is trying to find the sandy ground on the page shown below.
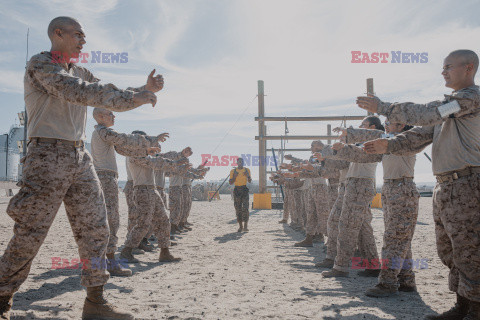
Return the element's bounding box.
[0,194,454,319]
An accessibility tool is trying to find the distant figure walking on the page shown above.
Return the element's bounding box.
[229,158,252,232]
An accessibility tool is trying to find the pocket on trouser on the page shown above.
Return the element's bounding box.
[340,202,365,231]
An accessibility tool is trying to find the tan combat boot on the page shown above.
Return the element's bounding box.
[365,284,398,298]
[82,286,134,320]
[424,293,469,319]
[243,221,249,232]
[322,268,349,278]
[106,253,132,277]
[0,295,13,320]
[138,238,154,252]
[120,247,139,263]
[294,234,314,247]
[315,258,334,269]
[159,248,182,263]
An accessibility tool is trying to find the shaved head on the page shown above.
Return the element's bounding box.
[448,50,479,75]
[92,107,107,122]
[48,16,81,40]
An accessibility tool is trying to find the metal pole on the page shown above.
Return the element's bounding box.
[258,80,266,194]
[24,28,29,157]
[209,172,230,202]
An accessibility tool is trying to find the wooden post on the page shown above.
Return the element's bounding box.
[366,78,374,115]
[258,80,266,194]
[327,124,332,145]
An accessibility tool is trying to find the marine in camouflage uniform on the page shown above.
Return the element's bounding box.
[120,153,200,263]
[124,157,135,233]
[359,54,480,317]
[320,144,380,277]
[338,128,420,296]
[0,21,159,317]
[298,158,349,268]
[91,122,161,276]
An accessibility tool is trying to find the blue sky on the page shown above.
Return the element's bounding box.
[1,0,479,184]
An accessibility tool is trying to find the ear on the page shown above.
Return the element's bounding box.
[54,28,63,39]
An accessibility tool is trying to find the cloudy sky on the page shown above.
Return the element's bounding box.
[1,0,479,184]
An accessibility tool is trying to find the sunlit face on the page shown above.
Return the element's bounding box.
[101,110,115,127]
[442,55,469,90]
[385,120,404,134]
[54,23,86,59]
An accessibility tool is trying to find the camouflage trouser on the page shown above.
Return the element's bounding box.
[328,179,339,212]
[156,187,167,208]
[304,184,330,236]
[97,171,119,255]
[291,189,305,227]
[326,183,346,260]
[0,142,110,295]
[282,189,291,221]
[379,179,419,288]
[233,186,250,222]
[169,186,183,226]
[181,185,192,224]
[125,187,171,248]
[434,173,480,302]
[124,180,135,233]
[334,178,379,273]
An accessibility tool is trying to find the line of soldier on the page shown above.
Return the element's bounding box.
[0,16,206,320]
[271,49,480,320]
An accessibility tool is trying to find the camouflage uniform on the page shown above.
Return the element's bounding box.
[283,179,305,227]
[304,180,330,236]
[0,51,142,295]
[124,180,135,232]
[327,178,339,211]
[125,156,192,248]
[282,188,292,222]
[91,125,157,255]
[181,179,193,225]
[346,127,419,288]
[300,158,350,257]
[168,184,183,227]
[322,145,379,273]
[379,85,480,301]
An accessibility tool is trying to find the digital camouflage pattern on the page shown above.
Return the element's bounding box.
[304,184,330,235]
[124,180,135,233]
[0,142,110,295]
[96,171,120,255]
[379,179,419,288]
[326,183,346,261]
[169,186,183,226]
[125,188,171,249]
[334,177,379,273]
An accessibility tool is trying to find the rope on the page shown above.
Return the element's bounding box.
[209,95,258,156]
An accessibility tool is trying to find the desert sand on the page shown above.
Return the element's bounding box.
[0,194,453,319]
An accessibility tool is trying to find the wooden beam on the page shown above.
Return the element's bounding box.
[256,135,340,141]
[254,116,365,122]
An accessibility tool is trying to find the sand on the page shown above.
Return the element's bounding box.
[0,194,453,319]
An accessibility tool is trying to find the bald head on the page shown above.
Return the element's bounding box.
[48,16,80,40]
[93,108,115,127]
[448,50,479,75]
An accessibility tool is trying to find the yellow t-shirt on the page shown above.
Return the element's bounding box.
[230,168,251,186]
